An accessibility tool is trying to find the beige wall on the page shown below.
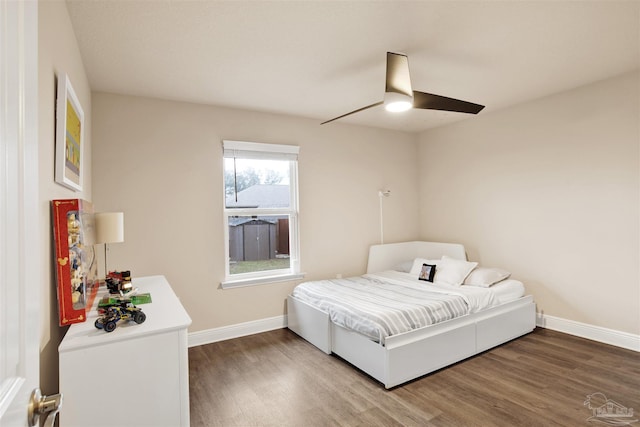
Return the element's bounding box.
[38,1,92,395]
[91,93,419,332]
[418,71,639,335]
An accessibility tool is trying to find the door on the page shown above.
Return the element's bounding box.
[243,223,270,261]
[0,0,41,426]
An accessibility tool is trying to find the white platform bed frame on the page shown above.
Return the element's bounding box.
[287,241,536,389]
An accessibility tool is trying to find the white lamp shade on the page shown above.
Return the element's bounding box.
[95,212,124,244]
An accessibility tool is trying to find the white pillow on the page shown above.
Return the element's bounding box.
[433,256,478,287]
[393,260,414,273]
[463,267,511,287]
[409,258,439,277]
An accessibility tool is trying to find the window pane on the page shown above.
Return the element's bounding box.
[225,158,290,208]
[228,215,290,275]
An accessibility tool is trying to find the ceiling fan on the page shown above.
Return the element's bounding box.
[321,52,485,125]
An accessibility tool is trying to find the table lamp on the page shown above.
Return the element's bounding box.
[95,212,124,278]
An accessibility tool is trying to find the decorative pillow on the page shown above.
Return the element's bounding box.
[393,260,414,273]
[433,256,478,287]
[410,258,439,277]
[418,263,437,282]
[463,267,511,287]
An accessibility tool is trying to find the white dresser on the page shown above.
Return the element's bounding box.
[59,275,192,427]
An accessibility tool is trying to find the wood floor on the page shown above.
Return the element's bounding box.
[189,328,640,426]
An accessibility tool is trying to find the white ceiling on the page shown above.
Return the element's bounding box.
[66,0,640,133]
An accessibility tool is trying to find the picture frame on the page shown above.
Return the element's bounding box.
[55,73,84,192]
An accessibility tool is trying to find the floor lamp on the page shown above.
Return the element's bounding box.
[378,190,391,244]
[95,212,124,279]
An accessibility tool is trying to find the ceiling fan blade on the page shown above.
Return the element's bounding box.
[413,91,485,114]
[386,52,412,97]
[321,101,384,125]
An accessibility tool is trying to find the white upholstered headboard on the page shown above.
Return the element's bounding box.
[366,241,467,273]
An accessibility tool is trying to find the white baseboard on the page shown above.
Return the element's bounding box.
[536,313,640,352]
[188,315,287,348]
[188,313,639,352]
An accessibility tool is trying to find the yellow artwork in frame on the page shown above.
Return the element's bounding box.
[55,73,84,192]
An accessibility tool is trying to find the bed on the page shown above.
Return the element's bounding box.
[286,241,536,389]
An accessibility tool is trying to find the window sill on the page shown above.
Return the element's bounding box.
[221,273,306,289]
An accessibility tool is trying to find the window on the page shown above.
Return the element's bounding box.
[221,140,301,288]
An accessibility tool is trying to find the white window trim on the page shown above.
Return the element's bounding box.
[221,272,306,289]
[221,140,302,288]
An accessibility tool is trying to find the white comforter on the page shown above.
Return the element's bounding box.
[372,271,499,313]
[292,270,499,344]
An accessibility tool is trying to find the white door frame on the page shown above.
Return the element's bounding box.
[0,0,41,425]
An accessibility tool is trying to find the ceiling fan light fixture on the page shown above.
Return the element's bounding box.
[385,100,412,112]
[321,52,485,125]
[384,91,413,113]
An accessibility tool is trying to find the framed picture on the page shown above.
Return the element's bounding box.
[55,73,84,192]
